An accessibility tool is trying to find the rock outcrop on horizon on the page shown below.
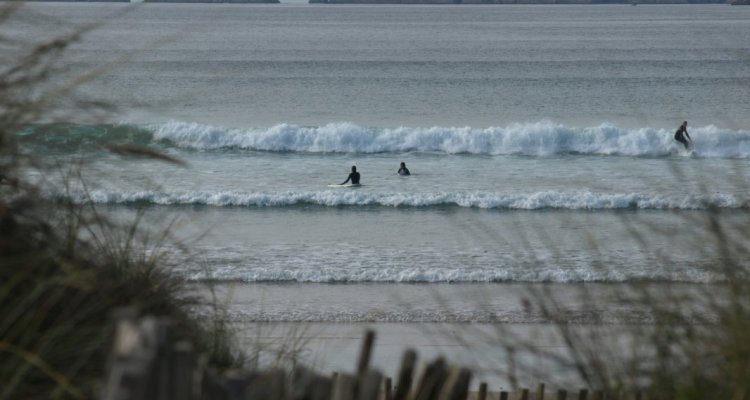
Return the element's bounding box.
[141,0,279,3]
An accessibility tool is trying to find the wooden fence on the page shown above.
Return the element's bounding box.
[100,311,640,400]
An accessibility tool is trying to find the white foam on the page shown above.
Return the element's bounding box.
[150,120,750,158]
[71,189,746,210]
[177,243,725,284]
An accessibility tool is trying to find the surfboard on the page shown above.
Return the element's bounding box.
[327,183,362,188]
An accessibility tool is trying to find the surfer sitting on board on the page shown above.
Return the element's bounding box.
[397,162,410,176]
[340,165,360,185]
[674,121,692,150]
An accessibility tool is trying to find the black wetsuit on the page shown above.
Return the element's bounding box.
[342,172,360,184]
[674,126,691,149]
[398,167,410,176]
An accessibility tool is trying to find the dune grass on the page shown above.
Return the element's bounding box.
[477,196,750,399]
[0,4,242,399]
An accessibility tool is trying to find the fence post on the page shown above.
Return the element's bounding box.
[385,377,393,400]
[414,358,448,400]
[393,350,417,400]
[102,314,162,400]
[171,342,194,400]
[478,382,488,400]
[536,383,545,400]
[155,319,172,400]
[357,330,376,375]
[436,367,471,400]
[332,373,358,400]
[358,370,384,400]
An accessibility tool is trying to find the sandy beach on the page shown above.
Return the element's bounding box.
[206,282,701,389]
[234,321,576,390]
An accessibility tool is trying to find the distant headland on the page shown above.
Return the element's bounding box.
[23,0,280,3]
[311,0,730,3]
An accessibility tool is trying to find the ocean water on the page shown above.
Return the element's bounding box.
[14,3,750,325]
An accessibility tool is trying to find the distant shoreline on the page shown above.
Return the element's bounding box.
[17,0,739,3]
[20,0,281,3]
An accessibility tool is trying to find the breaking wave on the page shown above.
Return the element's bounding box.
[149,120,750,157]
[65,189,747,210]
[20,121,750,158]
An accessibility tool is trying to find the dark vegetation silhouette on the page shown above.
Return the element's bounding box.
[0,4,241,398]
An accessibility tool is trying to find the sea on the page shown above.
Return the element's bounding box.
[12,2,750,382]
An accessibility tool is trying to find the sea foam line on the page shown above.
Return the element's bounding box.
[184,265,723,284]
[150,120,750,158]
[65,189,747,210]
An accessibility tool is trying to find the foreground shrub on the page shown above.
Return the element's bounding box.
[0,4,241,398]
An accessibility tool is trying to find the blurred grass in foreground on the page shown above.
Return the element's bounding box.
[476,172,750,399]
[0,4,242,399]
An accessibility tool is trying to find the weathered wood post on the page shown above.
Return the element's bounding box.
[437,367,471,400]
[153,319,173,400]
[332,373,358,400]
[414,358,448,400]
[557,389,567,400]
[536,383,545,400]
[498,391,509,400]
[519,388,530,400]
[358,370,384,400]
[478,382,488,400]
[101,312,161,400]
[577,389,589,400]
[384,377,393,400]
[357,330,376,375]
[393,350,417,400]
[171,342,195,400]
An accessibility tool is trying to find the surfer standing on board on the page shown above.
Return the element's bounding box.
[340,165,360,185]
[674,121,692,150]
[397,162,410,176]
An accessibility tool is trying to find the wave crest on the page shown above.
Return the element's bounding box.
[64,189,746,210]
[151,120,750,157]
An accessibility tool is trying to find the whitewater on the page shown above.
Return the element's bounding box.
[144,121,750,158]
[65,188,744,210]
[33,117,750,291]
[43,116,750,291]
